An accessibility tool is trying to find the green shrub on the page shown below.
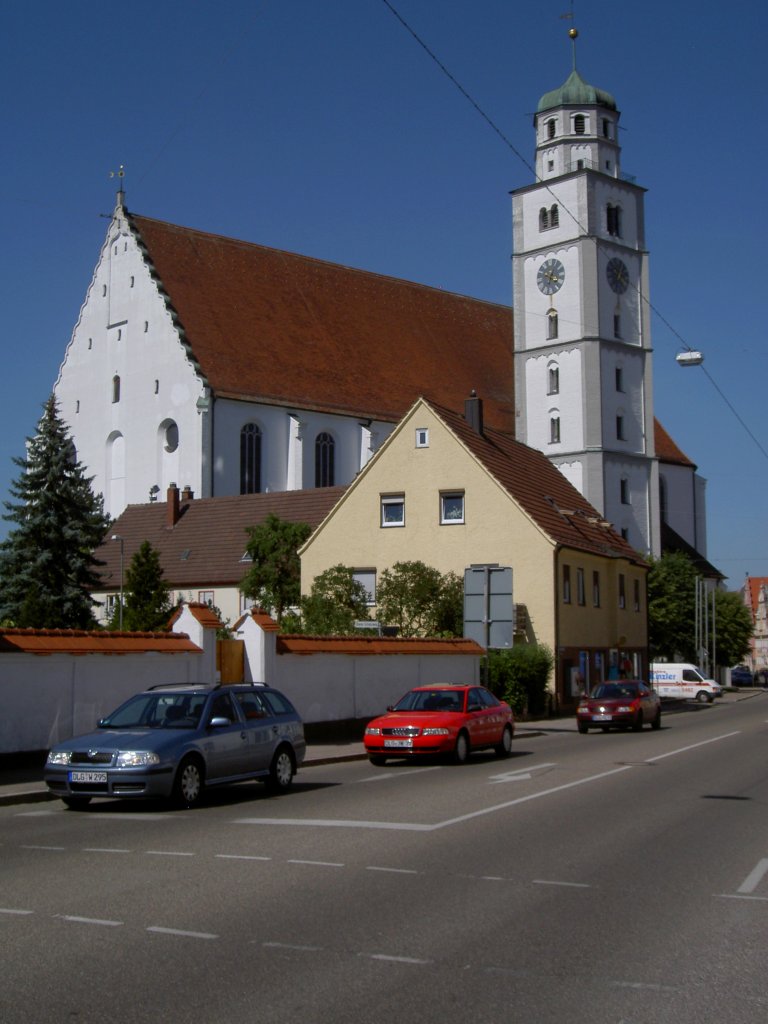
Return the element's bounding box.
[486,644,554,718]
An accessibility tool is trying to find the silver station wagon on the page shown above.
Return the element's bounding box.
[44,683,306,809]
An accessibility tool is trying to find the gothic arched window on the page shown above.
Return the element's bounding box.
[240,423,261,494]
[315,432,335,487]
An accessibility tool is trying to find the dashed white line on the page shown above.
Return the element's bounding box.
[215,853,271,861]
[737,857,768,894]
[366,865,419,875]
[364,953,432,965]
[145,850,195,857]
[83,847,131,855]
[358,766,442,783]
[0,908,34,916]
[20,844,65,851]
[287,859,344,868]
[236,818,433,831]
[57,915,122,927]
[718,893,768,903]
[147,926,217,940]
[533,879,591,889]
[262,941,323,952]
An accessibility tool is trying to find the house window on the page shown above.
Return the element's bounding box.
[315,432,335,487]
[381,494,405,528]
[415,428,429,448]
[440,492,465,525]
[607,204,622,237]
[613,314,622,339]
[563,565,571,604]
[621,527,629,541]
[620,477,630,505]
[573,113,586,134]
[602,118,611,138]
[659,476,668,523]
[615,367,624,392]
[592,570,601,607]
[547,118,556,139]
[352,569,376,606]
[547,159,554,172]
[576,568,586,606]
[616,415,625,440]
[539,207,549,230]
[164,421,179,454]
[547,310,559,340]
[550,204,559,227]
[619,574,626,609]
[634,579,641,612]
[112,375,120,403]
[198,591,214,606]
[548,366,560,395]
[550,416,561,444]
[240,423,261,494]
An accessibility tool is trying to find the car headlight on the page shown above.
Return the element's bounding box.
[422,727,450,736]
[365,726,381,736]
[616,706,633,714]
[47,751,72,765]
[115,751,161,767]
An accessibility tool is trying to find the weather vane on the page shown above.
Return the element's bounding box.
[109,164,125,185]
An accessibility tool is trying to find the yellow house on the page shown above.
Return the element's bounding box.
[300,395,648,709]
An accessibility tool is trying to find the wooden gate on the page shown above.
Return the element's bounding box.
[217,639,245,683]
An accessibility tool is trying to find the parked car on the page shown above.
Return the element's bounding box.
[576,681,662,733]
[44,683,306,809]
[649,662,721,703]
[363,684,514,765]
[729,665,754,687]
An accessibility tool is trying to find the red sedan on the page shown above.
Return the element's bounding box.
[364,684,514,766]
[576,681,662,733]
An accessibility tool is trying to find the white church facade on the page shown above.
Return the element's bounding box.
[54,46,709,567]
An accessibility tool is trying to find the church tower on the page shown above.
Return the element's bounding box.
[512,30,660,557]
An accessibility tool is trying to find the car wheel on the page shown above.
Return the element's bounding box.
[632,712,643,732]
[651,709,662,730]
[368,755,387,766]
[696,690,712,704]
[267,746,295,792]
[62,796,91,810]
[453,731,470,765]
[172,755,205,807]
[495,725,513,758]
[577,721,589,734]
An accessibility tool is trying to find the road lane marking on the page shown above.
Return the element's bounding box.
[215,853,271,861]
[533,879,590,888]
[366,866,419,875]
[489,763,557,784]
[737,858,768,894]
[359,766,442,783]
[145,850,195,857]
[644,732,741,763]
[287,859,344,868]
[0,908,34,915]
[147,926,217,940]
[56,915,122,927]
[82,847,131,854]
[718,894,768,902]
[364,953,432,965]
[20,844,65,851]
[262,942,323,951]
[236,818,434,831]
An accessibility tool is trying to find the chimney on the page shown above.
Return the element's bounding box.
[464,390,484,435]
[181,485,194,502]
[167,483,180,527]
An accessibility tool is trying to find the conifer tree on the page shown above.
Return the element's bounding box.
[120,540,172,632]
[0,396,110,628]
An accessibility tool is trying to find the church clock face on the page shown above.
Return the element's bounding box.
[606,257,629,293]
[537,258,565,295]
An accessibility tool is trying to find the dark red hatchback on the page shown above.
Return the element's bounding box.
[576,680,662,733]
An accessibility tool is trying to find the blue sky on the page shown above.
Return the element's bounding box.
[1,0,766,589]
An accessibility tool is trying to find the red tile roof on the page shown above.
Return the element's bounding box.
[431,401,646,565]
[95,487,346,590]
[129,212,516,432]
[0,628,200,656]
[654,420,695,468]
[276,635,484,656]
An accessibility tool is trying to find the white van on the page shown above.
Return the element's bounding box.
[649,663,722,703]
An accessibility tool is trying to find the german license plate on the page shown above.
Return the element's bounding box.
[384,739,413,748]
[69,770,108,783]
[591,714,611,722]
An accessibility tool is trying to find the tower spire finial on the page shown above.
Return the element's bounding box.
[109,164,126,205]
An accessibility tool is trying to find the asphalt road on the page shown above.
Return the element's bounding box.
[2,694,768,1024]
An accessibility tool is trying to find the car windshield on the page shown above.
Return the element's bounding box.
[100,692,207,729]
[393,690,464,712]
[591,684,639,700]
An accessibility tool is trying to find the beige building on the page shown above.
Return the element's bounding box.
[301,395,648,708]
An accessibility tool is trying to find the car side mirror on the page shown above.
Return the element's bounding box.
[208,716,231,728]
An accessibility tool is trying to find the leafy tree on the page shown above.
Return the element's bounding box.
[299,564,371,635]
[0,396,109,628]
[240,514,311,623]
[647,552,700,661]
[486,644,554,717]
[117,540,172,632]
[376,560,461,637]
[712,590,752,669]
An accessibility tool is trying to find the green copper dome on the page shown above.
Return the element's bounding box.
[537,69,617,113]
